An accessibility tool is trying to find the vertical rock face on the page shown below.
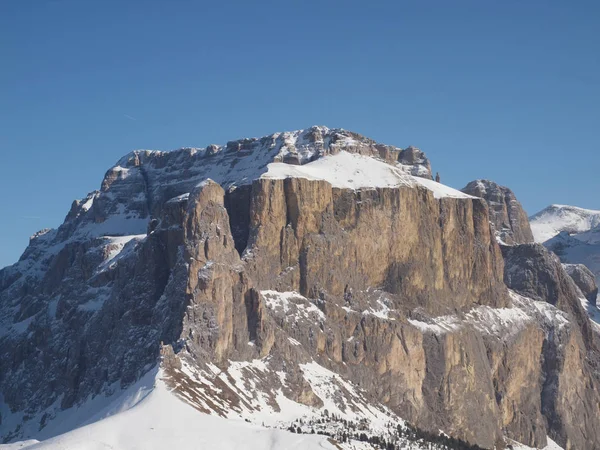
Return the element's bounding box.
[484,321,547,447]
[180,180,247,361]
[245,178,507,315]
[462,180,534,245]
[2,127,600,449]
[240,177,509,448]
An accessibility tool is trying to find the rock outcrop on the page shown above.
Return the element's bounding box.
[563,263,598,303]
[2,127,600,449]
[462,179,534,245]
[397,145,432,178]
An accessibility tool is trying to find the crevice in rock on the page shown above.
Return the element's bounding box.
[283,179,300,233]
[299,244,309,296]
[540,335,562,446]
[137,164,154,219]
[224,185,252,257]
[244,288,261,345]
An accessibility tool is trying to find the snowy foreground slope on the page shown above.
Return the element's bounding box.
[4,126,600,449]
[1,366,563,450]
[0,371,342,450]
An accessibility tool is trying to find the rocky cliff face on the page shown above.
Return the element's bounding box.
[245,177,506,315]
[461,179,534,245]
[1,127,600,449]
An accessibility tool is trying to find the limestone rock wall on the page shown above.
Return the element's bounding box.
[245,178,508,315]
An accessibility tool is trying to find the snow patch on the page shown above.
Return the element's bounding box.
[262,151,414,190]
[261,290,325,321]
[96,234,146,273]
[299,361,400,433]
[508,436,564,450]
[362,298,395,320]
[408,290,569,337]
[411,175,475,200]
[580,296,600,332]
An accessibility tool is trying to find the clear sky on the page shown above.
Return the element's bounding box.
[1,0,599,268]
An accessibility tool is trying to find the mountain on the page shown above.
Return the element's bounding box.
[2,126,600,449]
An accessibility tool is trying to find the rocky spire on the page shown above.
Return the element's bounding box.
[462,179,534,245]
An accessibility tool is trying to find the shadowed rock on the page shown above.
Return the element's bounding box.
[563,263,598,304]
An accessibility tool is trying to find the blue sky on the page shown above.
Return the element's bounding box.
[1,0,599,268]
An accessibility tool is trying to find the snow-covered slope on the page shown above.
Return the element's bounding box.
[509,437,564,450]
[263,151,415,190]
[2,355,566,450]
[0,371,341,450]
[4,289,570,450]
[1,362,496,450]
[263,151,472,198]
[530,204,600,243]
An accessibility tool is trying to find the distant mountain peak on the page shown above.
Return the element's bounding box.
[530,204,600,243]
